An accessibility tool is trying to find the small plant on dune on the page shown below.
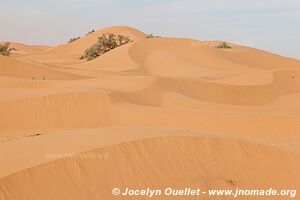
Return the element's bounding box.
[146,33,161,38]
[216,42,231,49]
[80,33,132,61]
[86,29,95,35]
[68,37,81,43]
[0,42,14,56]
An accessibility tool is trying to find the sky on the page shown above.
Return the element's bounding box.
[0,0,300,59]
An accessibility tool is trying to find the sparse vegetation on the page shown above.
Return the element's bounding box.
[216,42,231,49]
[0,42,14,56]
[68,37,81,43]
[86,29,95,35]
[226,179,236,186]
[28,133,42,137]
[80,33,132,61]
[69,29,95,43]
[146,33,161,38]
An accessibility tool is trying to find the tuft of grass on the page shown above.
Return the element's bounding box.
[28,133,41,137]
[68,37,81,43]
[86,29,95,35]
[226,179,236,186]
[0,42,15,56]
[146,33,161,38]
[80,33,132,61]
[216,42,231,49]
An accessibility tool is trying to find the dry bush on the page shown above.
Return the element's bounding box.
[80,33,131,61]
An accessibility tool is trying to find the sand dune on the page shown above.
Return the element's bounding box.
[0,42,50,57]
[44,26,146,58]
[1,136,300,200]
[0,56,85,80]
[13,26,146,68]
[71,42,140,72]
[1,26,300,200]
[0,128,204,178]
[66,37,300,83]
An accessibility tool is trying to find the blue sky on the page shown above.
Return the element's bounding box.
[0,0,299,59]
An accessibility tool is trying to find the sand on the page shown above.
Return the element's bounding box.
[0,26,300,200]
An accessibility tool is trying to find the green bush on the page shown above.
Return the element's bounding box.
[146,33,161,38]
[68,37,81,43]
[0,42,14,56]
[80,33,132,61]
[216,42,231,49]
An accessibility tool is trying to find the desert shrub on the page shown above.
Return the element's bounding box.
[146,33,161,38]
[0,42,14,56]
[68,37,81,43]
[86,29,95,35]
[216,42,231,49]
[80,33,132,61]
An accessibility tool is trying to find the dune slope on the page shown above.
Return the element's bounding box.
[0,56,85,80]
[1,136,300,200]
